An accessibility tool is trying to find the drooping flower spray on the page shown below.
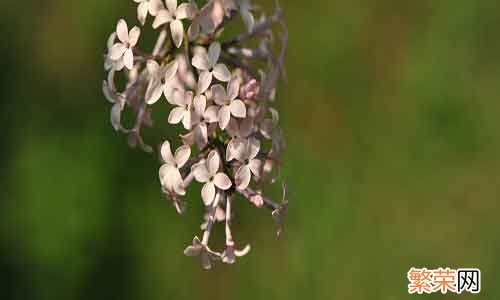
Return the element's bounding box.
[103,0,288,269]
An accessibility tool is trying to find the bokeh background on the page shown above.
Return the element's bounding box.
[1,0,500,299]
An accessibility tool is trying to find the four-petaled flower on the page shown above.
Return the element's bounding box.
[145,59,179,105]
[159,140,191,195]
[134,0,164,25]
[153,0,195,48]
[193,150,232,205]
[186,94,219,148]
[212,77,247,129]
[109,19,141,70]
[192,42,231,93]
[234,138,261,190]
[225,117,253,161]
[184,237,221,270]
[168,89,195,130]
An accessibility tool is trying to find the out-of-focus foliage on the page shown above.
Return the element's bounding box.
[1,1,499,299]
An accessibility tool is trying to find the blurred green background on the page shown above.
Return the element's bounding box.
[1,0,500,299]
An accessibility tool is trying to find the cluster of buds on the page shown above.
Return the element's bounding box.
[102,0,288,269]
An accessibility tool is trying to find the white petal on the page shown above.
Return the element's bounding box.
[193,95,206,116]
[166,0,177,13]
[110,103,122,131]
[174,145,191,167]
[184,245,201,257]
[248,137,261,159]
[218,105,231,129]
[137,2,149,25]
[149,0,164,16]
[116,19,129,43]
[192,53,210,71]
[109,43,126,60]
[227,77,240,100]
[212,63,231,82]
[225,118,239,137]
[249,159,262,177]
[147,59,160,75]
[187,22,200,41]
[164,59,179,81]
[176,3,194,19]
[207,150,220,175]
[106,32,117,50]
[128,26,141,47]
[123,48,134,70]
[229,100,246,118]
[208,42,221,67]
[211,84,227,105]
[170,19,184,48]
[240,117,253,137]
[160,140,176,165]
[201,182,216,206]
[235,165,251,190]
[170,89,186,106]
[197,71,212,94]
[182,110,192,130]
[203,106,219,123]
[172,169,186,195]
[194,123,208,148]
[168,107,185,124]
[193,163,210,183]
[152,9,172,28]
[145,80,164,105]
[214,173,232,190]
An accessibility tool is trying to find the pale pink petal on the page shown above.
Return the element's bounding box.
[170,19,184,48]
[152,9,172,29]
[248,137,261,159]
[235,165,251,190]
[211,84,227,105]
[168,107,185,124]
[182,109,192,130]
[207,150,220,175]
[164,60,179,81]
[212,63,231,82]
[187,22,200,41]
[174,145,191,167]
[193,163,210,183]
[203,106,219,123]
[201,182,216,206]
[225,118,239,137]
[166,0,177,13]
[145,80,164,104]
[110,103,122,131]
[240,117,253,137]
[123,48,134,70]
[116,19,129,43]
[109,43,126,60]
[227,77,240,100]
[197,70,212,94]
[234,244,251,257]
[137,2,149,25]
[128,26,141,47]
[176,3,194,19]
[194,123,208,148]
[170,89,186,106]
[208,42,221,67]
[192,53,210,71]
[149,0,164,15]
[171,168,186,195]
[146,60,160,75]
[229,100,246,118]
[249,159,262,177]
[213,173,232,190]
[218,105,231,129]
[184,245,201,256]
[160,140,176,165]
[193,95,207,116]
[180,130,195,146]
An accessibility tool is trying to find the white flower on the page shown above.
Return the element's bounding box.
[222,244,251,264]
[192,42,231,93]
[145,59,179,105]
[104,33,125,71]
[168,89,195,129]
[184,94,219,148]
[109,19,141,70]
[159,140,191,195]
[134,0,164,25]
[212,77,246,129]
[234,138,261,190]
[239,0,254,32]
[225,117,253,161]
[193,150,232,206]
[152,0,195,48]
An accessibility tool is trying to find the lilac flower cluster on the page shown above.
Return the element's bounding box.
[102,0,288,269]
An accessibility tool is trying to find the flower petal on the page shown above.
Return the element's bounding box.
[212,63,231,82]
[207,150,220,175]
[227,77,240,100]
[197,70,212,94]
[168,107,185,124]
[193,95,206,116]
[218,105,231,129]
[240,117,253,137]
[235,165,251,190]
[187,22,200,41]
[194,123,208,148]
[211,84,227,105]
[176,3,194,19]
[248,137,261,159]
[249,159,262,177]
[182,109,192,130]
[213,173,232,190]
[145,80,164,104]
[170,19,184,48]
[201,182,216,206]
[166,0,177,13]
[146,59,160,75]
[193,163,210,183]
[116,19,129,43]
[208,42,221,67]
[128,26,141,47]
[229,99,246,118]
[160,140,176,165]
[184,245,202,256]
[192,53,210,71]
[149,0,164,16]
[203,106,219,123]
[123,48,134,70]
[174,145,191,167]
[164,59,179,81]
[110,103,123,131]
[137,2,149,25]
[109,43,126,60]
[152,9,172,29]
